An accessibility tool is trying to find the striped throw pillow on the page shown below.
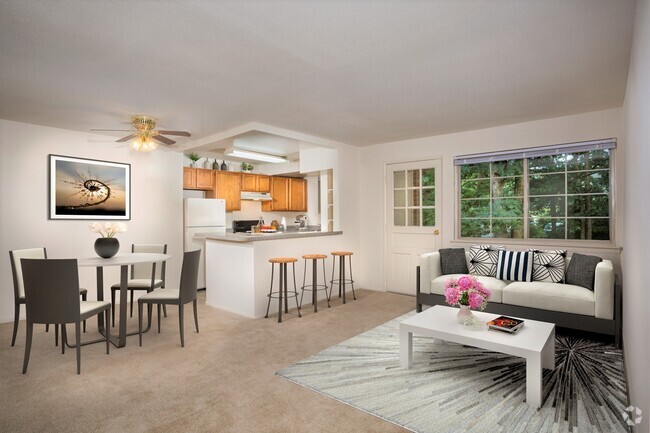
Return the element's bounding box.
[496,250,533,282]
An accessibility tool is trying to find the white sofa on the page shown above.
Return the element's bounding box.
[416,251,620,345]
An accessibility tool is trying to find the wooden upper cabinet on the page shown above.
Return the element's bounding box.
[213,171,242,211]
[257,175,270,193]
[288,178,307,212]
[196,169,215,189]
[241,173,271,193]
[262,177,289,211]
[183,167,196,189]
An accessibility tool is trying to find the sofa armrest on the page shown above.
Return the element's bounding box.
[418,252,441,294]
[594,260,615,320]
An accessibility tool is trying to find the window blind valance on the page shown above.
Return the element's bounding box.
[453,138,617,166]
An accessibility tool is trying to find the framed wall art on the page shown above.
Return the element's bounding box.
[49,154,131,220]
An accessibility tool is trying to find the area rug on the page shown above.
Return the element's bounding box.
[276,312,630,433]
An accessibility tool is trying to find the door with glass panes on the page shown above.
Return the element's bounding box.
[385,160,441,295]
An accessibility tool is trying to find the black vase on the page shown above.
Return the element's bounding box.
[212,160,219,170]
[94,238,120,258]
[220,161,227,171]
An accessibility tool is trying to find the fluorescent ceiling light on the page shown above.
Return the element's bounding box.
[224,147,287,163]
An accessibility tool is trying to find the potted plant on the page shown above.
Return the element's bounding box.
[89,222,128,258]
[241,162,254,173]
[444,275,490,325]
[185,152,201,167]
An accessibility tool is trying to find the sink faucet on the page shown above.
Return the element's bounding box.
[295,214,307,228]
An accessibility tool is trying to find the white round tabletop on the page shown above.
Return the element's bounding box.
[77,253,172,267]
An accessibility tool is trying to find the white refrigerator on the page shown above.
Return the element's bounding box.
[184,198,227,289]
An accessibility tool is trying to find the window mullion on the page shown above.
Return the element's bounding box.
[523,160,530,240]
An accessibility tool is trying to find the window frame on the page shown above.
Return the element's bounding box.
[454,150,617,246]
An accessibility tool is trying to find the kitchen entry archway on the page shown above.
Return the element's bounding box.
[385,159,441,295]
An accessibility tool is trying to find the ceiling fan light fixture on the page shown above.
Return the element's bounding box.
[224,148,287,163]
[131,136,157,152]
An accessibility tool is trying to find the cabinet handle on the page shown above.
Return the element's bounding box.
[434,229,440,235]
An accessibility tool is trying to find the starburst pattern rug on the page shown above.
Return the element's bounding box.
[276,312,630,433]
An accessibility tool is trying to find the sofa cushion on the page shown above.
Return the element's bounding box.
[439,248,469,275]
[496,250,533,282]
[566,253,602,290]
[431,274,506,303]
[468,244,505,277]
[502,281,595,316]
[528,249,567,283]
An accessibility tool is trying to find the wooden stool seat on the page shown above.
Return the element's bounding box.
[269,257,298,264]
[302,254,327,260]
[331,251,353,256]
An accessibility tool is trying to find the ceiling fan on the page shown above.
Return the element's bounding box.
[92,115,191,151]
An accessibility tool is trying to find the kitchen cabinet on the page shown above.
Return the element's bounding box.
[262,177,289,211]
[262,176,307,212]
[241,173,271,193]
[288,178,307,212]
[183,167,215,190]
[209,171,242,211]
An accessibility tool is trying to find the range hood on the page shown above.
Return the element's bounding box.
[241,191,272,201]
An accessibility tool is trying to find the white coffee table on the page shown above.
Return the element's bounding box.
[399,305,555,408]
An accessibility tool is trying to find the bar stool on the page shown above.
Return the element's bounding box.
[299,254,330,312]
[330,251,356,304]
[265,257,302,323]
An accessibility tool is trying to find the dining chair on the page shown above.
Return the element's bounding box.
[110,243,168,325]
[20,258,110,374]
[9,248,88,347]
[138,250,200,348]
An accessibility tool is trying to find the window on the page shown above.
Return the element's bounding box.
[457,140,614,241]
[393,167,436,227]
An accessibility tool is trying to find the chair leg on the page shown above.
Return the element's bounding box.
[193,299,199,333]
[82,292,87,333]
[61,325,66,355]
[130,290,134,318]
[22,322,33,374]
[157,304,161,333]
[138,301,143,347]
[105,309,110,354]
[11,303,20,347]
[75,322,81,374]
[111,288,116,327]
[178,304,185,347]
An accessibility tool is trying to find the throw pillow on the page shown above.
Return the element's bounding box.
[528,249,567,283]
[468,244,506,277]
[496,250,533,282]
[439,248,469,275]
[565,253,602,290]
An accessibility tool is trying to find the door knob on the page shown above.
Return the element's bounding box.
[434,229,440,235]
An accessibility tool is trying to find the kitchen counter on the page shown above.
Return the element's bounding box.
[202,230,343,243]
[203,230,347,318]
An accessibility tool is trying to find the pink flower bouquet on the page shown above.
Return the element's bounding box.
[444,275,491,310]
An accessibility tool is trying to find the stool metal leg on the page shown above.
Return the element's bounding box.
[293,263,301,317]
[278,264,284,323]
[323,259,331,307]
[299,259,307,309]
[349,255,357,300]
[265,263,275,319]
[330,257,337,299]
[341,255,346,304]
[312,258,318,312]
[283,263,289,314]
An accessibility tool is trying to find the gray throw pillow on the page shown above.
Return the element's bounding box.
[439,248,469,275]
[565,253,602,290]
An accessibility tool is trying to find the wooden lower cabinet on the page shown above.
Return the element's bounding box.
[208,171,242,211]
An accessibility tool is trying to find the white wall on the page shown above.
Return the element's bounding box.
[622,0,650,430]
[358,108,625,292]
[0,119,184,323]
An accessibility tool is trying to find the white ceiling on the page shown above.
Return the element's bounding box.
[0,1,635,147]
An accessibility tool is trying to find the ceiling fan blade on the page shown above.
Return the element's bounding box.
[153,135,176,145]
[91,129,133,132]
[156,130,191,137]
[116,133,138,142]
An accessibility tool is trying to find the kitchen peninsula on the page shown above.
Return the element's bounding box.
[204,231,344,318]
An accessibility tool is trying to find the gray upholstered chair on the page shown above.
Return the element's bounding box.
[138,250,200,347]
[9,248,88,347]
[110,243,168,325]
[20,258,110,374]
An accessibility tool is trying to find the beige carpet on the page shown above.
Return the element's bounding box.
[0,289,413,433]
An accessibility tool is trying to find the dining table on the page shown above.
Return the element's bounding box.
[75,252,172,348]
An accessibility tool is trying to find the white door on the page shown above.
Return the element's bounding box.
[385,160,441,295]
